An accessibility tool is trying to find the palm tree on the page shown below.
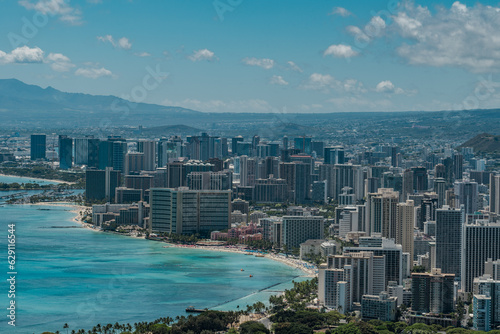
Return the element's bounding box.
[63,323,69,334]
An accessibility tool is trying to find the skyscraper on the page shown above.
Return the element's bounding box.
[436,205,464,278]
[137,139,156,171]
[397,200,415,262]
[454,180,479,214]
[149,188,231,235]
[490,174,500,215]
[411,268,455,314]
[366,188,399,238]
[281,216,324,249]
[58,135,73,170]
[85,167,121,202]
[462,221,500,292]
[30,134,46,160]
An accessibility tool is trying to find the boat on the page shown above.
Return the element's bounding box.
[249,275,253,277]
[241,269,244,271]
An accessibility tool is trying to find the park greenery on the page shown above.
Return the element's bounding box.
[0,165,85,187]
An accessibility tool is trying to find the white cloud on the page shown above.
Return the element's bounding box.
[346,16,386,44]
[301,73,365,93]
[330,7,352,17]
[134,52,151,57]
[0,46,76,73]
[188,49,217,62]
[270,75,289,86]
[351,1,500,72]
[374,80,416,96]
[117,37,132,50]
[75,67,113,79]
[287,61,303,72]
[0,46,44,64]
[324,44,358,58]
[242,57,275,69]
[19,0,82,25]
[46,52,74,72]
[97,35,132,50]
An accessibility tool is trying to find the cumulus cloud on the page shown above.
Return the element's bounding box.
[301,73,365,93]
[75,66,113,79]
[188,49,217,62]
[0,46,76,73]
[324,44,358,58]
[346,16,386,44]
[242,57,275,69]
[374,80,416,96]
[269,75,289,86]
[330,7,352,17]
[0,46,44,64]
[97,35,132,50]
[287,61,303,72]
[19,0,82,25]
[46,52,74,72]
[348,1,500,72]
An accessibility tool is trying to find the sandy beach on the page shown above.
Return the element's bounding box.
[26,202,317,277]
[0,173,76,185]
[167,243,317,277]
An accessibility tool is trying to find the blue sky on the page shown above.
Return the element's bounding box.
[1,0,500,113]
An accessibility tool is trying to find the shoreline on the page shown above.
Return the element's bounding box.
[164,244,317,277]
[0,173,76,185]
[23,202,317,277]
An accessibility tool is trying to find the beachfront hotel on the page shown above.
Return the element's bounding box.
[149,188,231,235]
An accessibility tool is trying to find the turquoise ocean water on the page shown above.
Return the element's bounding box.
[0,204,305,334]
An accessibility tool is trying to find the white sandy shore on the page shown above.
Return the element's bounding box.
[0,173,76,185]
[167,244,317,277]
[25,202,317,276]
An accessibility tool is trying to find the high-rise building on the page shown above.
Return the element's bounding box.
[319,252,386,311]
[361,292,397,322]
[473,294,492,331]
[454,153,464,181]
[187,171,233,191]
[279,162,311,204]
[74,137,99,167]
[281,216,324,249]
[402,169,414,201]
[473,275,500,331]
[294,136,312,154]
[254,177,287,203]
[324,147,345,165]
[137,140,156,171]
[397,200,415,262]
[412,167,428,192]
[345,237,403,286]
[434,178,446,208]
[461,221,500,292]
[124,152,144,175]
[454,180,479,214]
[411,268,455,314]
[366,188,399,238]
[149,188,231,235]
[490,174,500,215]
[58,135,73,170]
[436,205,464,278]
[30,134,46,160]
[231,136,244,155]
[85,167,121,202]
